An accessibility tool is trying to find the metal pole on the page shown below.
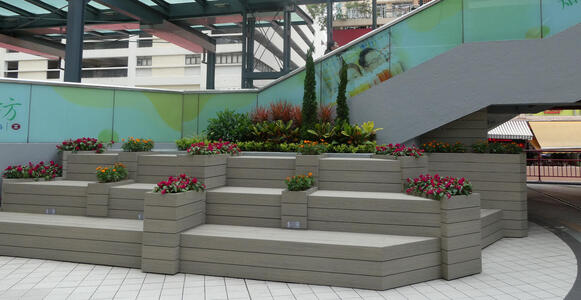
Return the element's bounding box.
[283,9,291,73]
[64,0,87,82]
[419,0,424,6]
[372,0,377,29]
[326,0,333,50]
[206,51,215,89]
[538,151,542,182]
[241,11,247,88]
[247,17,255,87]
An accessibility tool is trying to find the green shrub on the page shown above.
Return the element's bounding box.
[301,48,318,136]
[205,109,252,142]
[251,120,300,144]
[335,60,349,123]
[176,136,207,151]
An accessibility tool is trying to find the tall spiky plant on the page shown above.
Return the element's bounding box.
[301,48,318,136]
[335,60,349,124]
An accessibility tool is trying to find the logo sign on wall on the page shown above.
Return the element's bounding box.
[0,84,30,143]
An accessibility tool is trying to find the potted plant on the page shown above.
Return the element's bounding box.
[87,163,133,217]
[180,141,240,188]
[1,161,63,203]
[119,137,154,179]
[142,174,206,274]
[57,137,115,180]
[281,173,316,230]
[295,140,327,185]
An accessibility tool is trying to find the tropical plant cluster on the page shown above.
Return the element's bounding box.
[121,137,154,152]
[285,173,315,191]
[2,161,62,181]
[153,174,206,194]
[235,141,377,153]
[297,140,328,155]
[96,163,128,183]
[405,174,473,201]
[186,141,240,156]
[57,137,110,153]
[375,144,424,158]
[472,141,524,154]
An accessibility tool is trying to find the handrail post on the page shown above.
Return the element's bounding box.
[537,151,542,182]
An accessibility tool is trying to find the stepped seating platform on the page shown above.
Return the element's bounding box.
[180,224,441,290]
[109,183,155,219]
[0,212,142,268]
[318,158,401,192]
[481,209,503,248]
[227,156,295,188]
[206,186,284,228]
[1,180,93,216]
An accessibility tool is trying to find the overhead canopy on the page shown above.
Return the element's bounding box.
[528,121,581,150]
[488,120,533,140]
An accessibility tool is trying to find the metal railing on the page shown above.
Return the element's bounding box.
[526,150,581,182]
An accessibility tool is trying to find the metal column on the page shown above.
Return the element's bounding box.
[241,11,247,88]
[246,17,255,88]
[282,9,291,73]
[326,0,333,49]
[372,0,377,29]
[64,0,87,82]
[206,51,215,89]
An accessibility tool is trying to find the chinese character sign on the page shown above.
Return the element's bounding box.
[0,83,30,143]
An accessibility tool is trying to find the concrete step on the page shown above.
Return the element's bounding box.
[180,224,440,290]
[481,209,503,248]
[318,158,402,193]
[206,186,284,228]
[227,156,296,188]
[109,183,156,219]
[308,190,441,237]
[0,212,142,268]
[1,180,94,216]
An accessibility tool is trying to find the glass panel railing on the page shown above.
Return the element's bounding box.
[28,85,114,142]
[391,0,462,73]
[113,90,183,143]
[182,94,199,138]
[463,0,542,42]
[542,0,581,37]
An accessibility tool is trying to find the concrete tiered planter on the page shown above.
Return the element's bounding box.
[281,187,317,229]
[372,154,428,189]
[142,190,206,274]
[295,154,324,187]
[86,180,134,217]
[138,154,228,189]
[439,193,482,280]
[428,153,526,237]
[118,152,150,180]
[60,151,119,181]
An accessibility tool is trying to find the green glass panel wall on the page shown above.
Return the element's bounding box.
[320,28,391,104]
[28,86,114,142]
[113,90,182,143]
[0,83,30,143]
[198,93,256,134]
[391,0,462,73]
[182,94,199,137]
[257,70,307,107]
[543,0,581,37]
[463,0,542,42]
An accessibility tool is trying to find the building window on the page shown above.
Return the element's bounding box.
[185,54,201,65]
[137,56,152,66]
[83,40,129,50]
[5,61,18,78]
[255,60,275,73]
[377,4,388,18]
[138,33,153,48]
[216,53,242,65]
[47,59,60,79]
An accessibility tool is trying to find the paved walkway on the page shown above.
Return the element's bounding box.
[0,222,576,300]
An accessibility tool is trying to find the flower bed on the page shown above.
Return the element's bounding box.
[405,174,472,200]
[187,141,239,155]
[2,161,62,181]
[285,173,314,191]
[96,163,128,183]
[121,137,154,152]
[153,174,206,194]
[421,141,466,153]
[472,141,523,154]
[57,137,111,153]
[375,144,423,158]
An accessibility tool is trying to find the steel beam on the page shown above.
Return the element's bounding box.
[241,12,248,88]
[372,0,377,29]
[244,71,286,80]
[24,0,66,17]
[253,29,298,70]
[246,17,255,88]
[206,51,215,89]
[270,20,306,60]
[64,0,87,82]
[326,0,333,48]
[283,9,292,72]
[292,24,311,47]
[95,0,216,53]
[0,33,65,58]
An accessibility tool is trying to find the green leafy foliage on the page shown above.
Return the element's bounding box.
[340,121,383,146]
[421,141,466,153]
[297,140,328,155]
[301,49,318,136]
[285,173,315,191]
[335,61,349,123]
[307,122,338,143]
[251,120,300,144]
[96,163,128,183]
[472,141,524,154]
[205,109,252,142]
[175,136,207,151]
